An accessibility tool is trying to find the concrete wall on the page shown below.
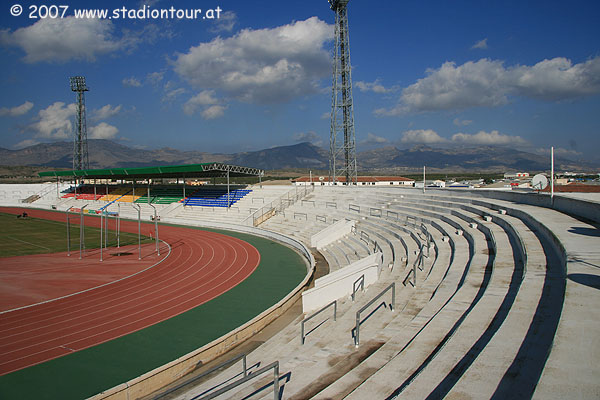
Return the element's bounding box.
[310,218,356,249]
[302,252,383,314]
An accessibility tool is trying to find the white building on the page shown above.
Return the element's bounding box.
[293,176,415,186]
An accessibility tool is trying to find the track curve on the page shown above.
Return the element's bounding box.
[0,208,260,375]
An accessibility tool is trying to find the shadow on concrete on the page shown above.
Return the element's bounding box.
[568,273,600,290]
[568,226,600,237]
[239,370,291,400]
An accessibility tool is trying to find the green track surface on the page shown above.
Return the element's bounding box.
[0,212,151,258]
[0,224,307,400]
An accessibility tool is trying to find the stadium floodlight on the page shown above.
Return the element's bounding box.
[69,76,90,172]
[69,76,89,93]
[328,0,358,186]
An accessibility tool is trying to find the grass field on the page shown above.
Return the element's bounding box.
[0,212,152,258]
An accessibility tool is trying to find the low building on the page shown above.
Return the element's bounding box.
[293,176,415,186]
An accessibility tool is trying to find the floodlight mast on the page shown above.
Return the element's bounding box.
[70,76,89,172]
[329,0,357,186]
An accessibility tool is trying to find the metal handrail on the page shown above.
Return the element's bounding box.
[354,283,395,347]
[369,207,382,217]
[352,275,365,302]
[293,212,307,220]
[197,361,280,400]
[301,300,337,345]
[243,185,314,226]
[153,353,248,399]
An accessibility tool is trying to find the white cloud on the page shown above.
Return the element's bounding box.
[89,122,119,139]
[122,77,142,87]
[361,132,389,145]
[0,17,123,63]
[147,71,164,86]
[512,57,600,101]
[355,79,395,94]
[471,38,488,50]
[29,102,76,139]
[293,131,320,143]
[183,90,219,115]
[13,139,40,149]
[200,105,226,120]
[379,56,600,115]
[453,117,473,126]
[0,101,34,117]
[92,104,122,120]
[163,87,186,102]
[401,129,448,144]
[173,17,333,104]
[398,59,510,113]
[320,112,330,120]
[209,11,237,33]
[451,130,527,145]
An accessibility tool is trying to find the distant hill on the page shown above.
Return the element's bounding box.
[0,140,596,173]
[358,145,594,172]
[0,140,228,169]
[231,142,328,170]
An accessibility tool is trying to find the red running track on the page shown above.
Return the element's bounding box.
[0,208,260,375]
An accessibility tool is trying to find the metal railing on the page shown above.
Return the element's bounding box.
[243,185,314,227]
[153,353,248,399]
[197,361,280,400]
[369,207,382,217]
[403,242,426,287]
[301,300,337,345]
[352,275,365,302]
[293,212,307,220]
[354,283,395,347]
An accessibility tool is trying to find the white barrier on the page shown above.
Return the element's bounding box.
[310,218,356,249]
[302,252,383,313]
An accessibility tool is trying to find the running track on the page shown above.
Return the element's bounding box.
[0,208,260,375]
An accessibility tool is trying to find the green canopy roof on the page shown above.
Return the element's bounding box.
[38,162,264,180]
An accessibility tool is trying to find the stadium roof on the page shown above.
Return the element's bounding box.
[38,162,264,180]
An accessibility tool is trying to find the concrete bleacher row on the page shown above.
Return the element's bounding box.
[158,186,599,400]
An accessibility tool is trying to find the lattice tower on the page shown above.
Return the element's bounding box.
[70,76,89,171]
[329,0,357,185]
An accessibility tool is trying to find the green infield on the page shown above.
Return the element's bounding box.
[0,224,308,400]
[0,212,152,258]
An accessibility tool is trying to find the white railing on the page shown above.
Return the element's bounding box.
[242,185,314,227]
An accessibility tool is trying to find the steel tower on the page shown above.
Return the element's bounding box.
[329,0,357,185]
[70,76,89,171]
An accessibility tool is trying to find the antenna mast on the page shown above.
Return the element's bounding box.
[70,76,89,171]
[329,0,357,185]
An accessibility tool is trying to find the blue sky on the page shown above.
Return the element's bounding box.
[1,0,599,164]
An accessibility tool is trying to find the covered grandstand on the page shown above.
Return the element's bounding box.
[38,162,264,209]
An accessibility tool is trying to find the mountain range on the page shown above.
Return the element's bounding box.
[0,140,596,173]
